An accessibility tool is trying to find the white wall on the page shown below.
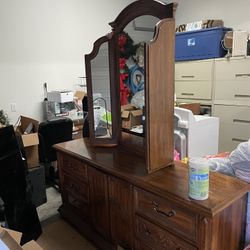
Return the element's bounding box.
[0,0,133,123]
[174,0,250,31]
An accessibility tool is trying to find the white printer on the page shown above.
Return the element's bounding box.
[174,107,219,158]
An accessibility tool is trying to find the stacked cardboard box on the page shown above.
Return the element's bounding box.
[121,104,143,130]
[0,227,42,250]
[15,116,39,169]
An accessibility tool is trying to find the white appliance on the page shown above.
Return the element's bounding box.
[174,107,219,158]
[47,91,74,103]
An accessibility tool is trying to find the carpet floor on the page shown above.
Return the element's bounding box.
[36,187,96,250]
[37,215,97,250]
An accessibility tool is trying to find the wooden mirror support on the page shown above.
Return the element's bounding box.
[85,0,176,173]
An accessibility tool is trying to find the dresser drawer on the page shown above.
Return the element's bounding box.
[175,81,212,100]
[175,60,213,81]
[134,188,197,242]
[136,216,197,250]
[215,81,250,104]
[62,174,89,204]
[215,58,250,81]
[213,105,250,151]
[59,154,88,182]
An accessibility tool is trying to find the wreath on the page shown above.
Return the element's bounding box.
[118,32,137,105]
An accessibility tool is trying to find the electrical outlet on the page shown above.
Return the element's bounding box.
[10,103,16,112]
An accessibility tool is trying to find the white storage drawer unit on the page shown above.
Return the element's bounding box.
[213,105,250,152]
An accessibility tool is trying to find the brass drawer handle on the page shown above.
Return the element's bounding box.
[235,73,250,78]
[234,94,250,98]
[153,207,176,217]
[143,224,151,236]
[233,119,250,124]
[181,93,194,96]
[232,138,248,143]
[181,75,195,78]
[69,183,80,192]
[72,165,79,171]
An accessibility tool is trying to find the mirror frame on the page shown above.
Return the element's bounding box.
[85,35,119,146]
[85,0,176,147]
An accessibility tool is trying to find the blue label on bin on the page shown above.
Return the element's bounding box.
[187,38,196,46]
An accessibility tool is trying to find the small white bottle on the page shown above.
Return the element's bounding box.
[188,157,209,200]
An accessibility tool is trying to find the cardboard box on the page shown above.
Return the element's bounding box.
[179,103,200,115]
[0,227,42,250]
[47,91,74,103]
[74,91,86,102]
[16,116,39,169]
[121,104,143,130]
[176,19,224,33]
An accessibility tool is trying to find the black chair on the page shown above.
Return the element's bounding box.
[0,125,42,245]
[38,118,73,189]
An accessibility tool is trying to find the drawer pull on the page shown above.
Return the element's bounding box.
[181,93,194,96]
[234,94,250,98]
[235,73,250,78]
[181,75,195,78]
[153,207,176,218]
[232,138,248,143]
[72,165,79,171]
[233,119,250,124]
[143,224,151,236]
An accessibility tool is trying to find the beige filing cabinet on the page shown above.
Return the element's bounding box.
[175,59,214,103]
[213,57,250,152]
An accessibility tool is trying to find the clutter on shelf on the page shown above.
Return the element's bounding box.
[0,110,9,128]
[175,19,224,33]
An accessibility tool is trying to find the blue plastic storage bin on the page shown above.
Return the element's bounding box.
[175,27,232,61]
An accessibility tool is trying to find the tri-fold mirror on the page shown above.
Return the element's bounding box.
[85,0,177,173]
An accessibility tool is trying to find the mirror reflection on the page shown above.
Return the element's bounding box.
[90,42,112,138]
[119,15,160,135]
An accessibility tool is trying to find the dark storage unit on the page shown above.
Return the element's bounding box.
[28,166,47,207]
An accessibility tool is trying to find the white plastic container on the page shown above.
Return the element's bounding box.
[188,157,209,200]
[47,91,74,103]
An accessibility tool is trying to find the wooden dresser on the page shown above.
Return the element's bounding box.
[54,138,250,250]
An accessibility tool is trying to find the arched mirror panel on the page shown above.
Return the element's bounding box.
[85,37,118,146]
[85,0,176,173]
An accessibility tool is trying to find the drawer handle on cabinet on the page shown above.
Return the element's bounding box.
[143,224,151,236]
[234,94,250,98]
[232,138,248,143]
[71,166,79,171]
[235,73,250,78]
[233,119,250,124]
[181,75,195,78]
[153,207,176,218]
[181,93,194,96]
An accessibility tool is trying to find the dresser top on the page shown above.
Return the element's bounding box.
[54,138,250,217]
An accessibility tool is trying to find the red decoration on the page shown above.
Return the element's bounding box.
[118,34,127,52]
[118,32,137,105]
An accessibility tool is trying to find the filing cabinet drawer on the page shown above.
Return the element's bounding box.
[134,188,197,242]
[215,81,250,104]
[213,105,250,151]
[176,81,212,100]
[59,154,88,182]
[175,60,213,81]
[136,216,197,250]
[215,58,250,81]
